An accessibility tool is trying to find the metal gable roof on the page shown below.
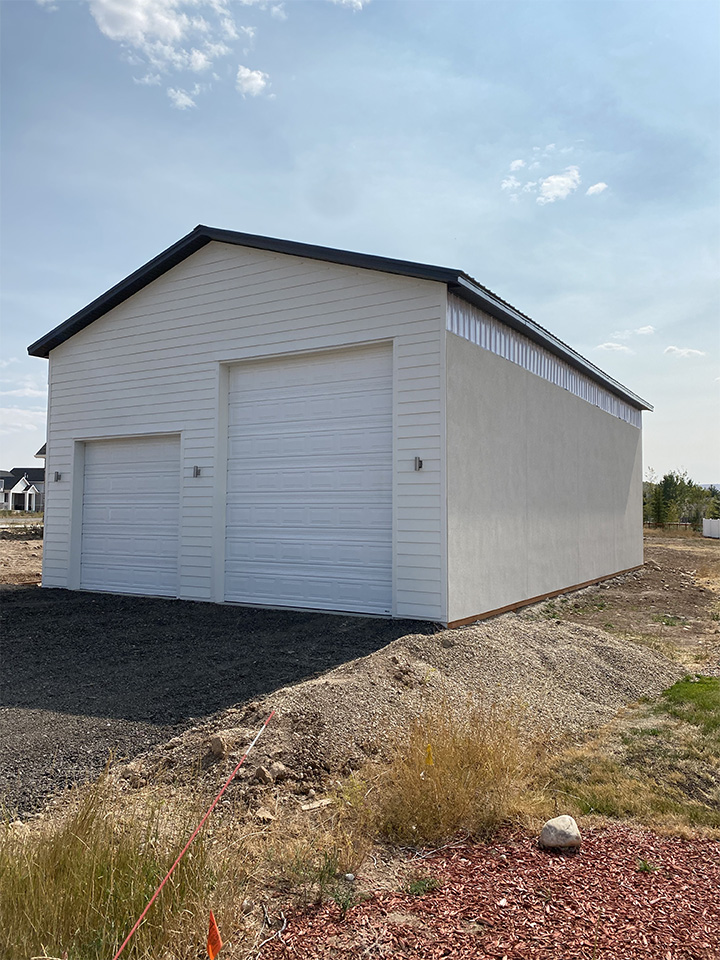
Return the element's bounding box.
[27,225,652,412]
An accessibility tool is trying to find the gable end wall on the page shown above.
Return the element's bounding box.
[42,242,447,621]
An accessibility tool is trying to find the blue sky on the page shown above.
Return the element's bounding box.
[1,0,718,481]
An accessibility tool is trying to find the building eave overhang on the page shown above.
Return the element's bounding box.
[449,275,653,412]
[27,225,652,412]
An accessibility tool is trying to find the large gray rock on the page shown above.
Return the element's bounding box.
[539,815,582,850]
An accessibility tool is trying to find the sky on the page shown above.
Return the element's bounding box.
[1,0,718,482]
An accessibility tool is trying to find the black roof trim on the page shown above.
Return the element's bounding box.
[27,225,652,411]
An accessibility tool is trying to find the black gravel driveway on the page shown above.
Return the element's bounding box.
[0,586,435,816]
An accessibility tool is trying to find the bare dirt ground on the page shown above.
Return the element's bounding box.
[0,536,43,584]
[2,535,719,958]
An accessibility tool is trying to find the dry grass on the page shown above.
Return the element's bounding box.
[368,700,547,844]
[643,527,702,539]
[0,777,250,960]
[696,556,720,587]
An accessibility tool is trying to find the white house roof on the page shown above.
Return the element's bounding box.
[27,225,652,412]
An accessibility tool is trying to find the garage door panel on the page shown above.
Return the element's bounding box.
[227,464,392,496]
[226,502,392,532]
[226,537,390,567]
[82,532,179,559]
[226,344,392,614]
[81,561,178,595]
[83,472,178,496]
[82,503,179,526]
[229,391,392,428]
[81,436,180,597]
[228,427,391,460]
[225,570,391,612]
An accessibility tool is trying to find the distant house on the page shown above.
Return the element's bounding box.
[0,468,43,512]
[28,226,651,624]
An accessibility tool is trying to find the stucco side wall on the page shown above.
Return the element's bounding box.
[446,332,643,623]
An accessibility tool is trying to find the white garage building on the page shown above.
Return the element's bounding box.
[29,226,651,626]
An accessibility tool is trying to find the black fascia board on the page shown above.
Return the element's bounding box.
[27,225,459,358]
[26,224,652,412]
[27,226,213,358]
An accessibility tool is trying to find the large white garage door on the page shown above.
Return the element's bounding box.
[226,344,393,614]
[80,436,180,597]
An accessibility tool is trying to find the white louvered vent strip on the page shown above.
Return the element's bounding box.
[447,294,642,428]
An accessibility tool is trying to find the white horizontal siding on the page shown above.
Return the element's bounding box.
[44,242,446,620]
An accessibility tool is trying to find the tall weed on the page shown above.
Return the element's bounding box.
[372,701,546,844]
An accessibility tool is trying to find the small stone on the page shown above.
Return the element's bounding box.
[210,735,228,759]
[255,807,275,822]
[270,761,288,781]
[441,637,455,649]
[539,815,582,850]
[242,898,254,914]
[344,873,355,883]
[254,765,273,785]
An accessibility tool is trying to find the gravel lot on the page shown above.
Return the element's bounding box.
[1,537,718,818]
[0,585,435,815]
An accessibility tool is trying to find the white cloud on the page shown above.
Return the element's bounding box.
[664,346,707,358]
[0,374,48,399]
[0,407,46,437]
[203,40,231,59]
[134,72,162,85]
[167,86,196,108]
[586,182,608,196]
[188,48,211,71]
[0,357,20,369]
[0,388,47,399]
[595,342,634,354]
[612,324,656,340]
[236,64,269,96]
[536,166,581,205]
[509,159,525,172]
[88,0,191,45]
[39,0,364,106]
[500,175,521,192]
[220,16,239,39]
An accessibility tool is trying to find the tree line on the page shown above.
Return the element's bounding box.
[644,470,720,528]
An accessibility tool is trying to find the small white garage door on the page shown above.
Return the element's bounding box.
[226,343,393,614]
[80,435,180,597]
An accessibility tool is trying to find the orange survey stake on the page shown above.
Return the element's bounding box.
[207,910,223,959]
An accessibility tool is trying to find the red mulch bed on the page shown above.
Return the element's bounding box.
[260,826,720,959]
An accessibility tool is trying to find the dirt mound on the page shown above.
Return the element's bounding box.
[132,613,681,806]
